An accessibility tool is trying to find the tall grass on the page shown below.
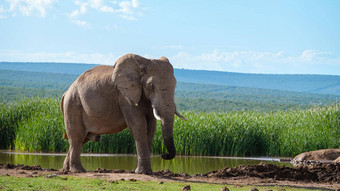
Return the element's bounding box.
[1,97,339,157]
[0,98,50,150]
[160,105,339,156]
[13,98,68,152]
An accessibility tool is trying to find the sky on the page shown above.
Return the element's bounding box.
[0,0,339,75]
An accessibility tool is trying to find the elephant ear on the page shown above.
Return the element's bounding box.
[112,55,143,106]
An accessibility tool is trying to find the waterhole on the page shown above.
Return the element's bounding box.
[0,151,291,175]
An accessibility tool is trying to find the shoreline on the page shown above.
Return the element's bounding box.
[1,163,339,190]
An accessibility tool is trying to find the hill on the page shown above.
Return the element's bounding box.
[174,69,340,95]
[1,62,339,95]
[1,69,338,112]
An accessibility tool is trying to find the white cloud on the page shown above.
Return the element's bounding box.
[0,5,6,19]
[0,50,118,65]
[1,49,338,75]
[301,49,332,62]
[99,5,115,13]
[170,49,340,75]
[1,0,57,18]
[68,0,142,26]
[71,19,91,27]
[0,0,142,24]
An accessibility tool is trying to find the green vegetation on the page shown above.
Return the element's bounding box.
[0,63,339,157]
[1,69,339,112]
[174,68,340,95]
[1,98,339,157]
[0,86,63,102]
[166,106,339,157]
[0,175,322,191]
[0,98,68,151]
[0,70,76,90]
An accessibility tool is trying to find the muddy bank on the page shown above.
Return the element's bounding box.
[2,162,339,183]
[1,163,339,189]
[196,162,340,183]
[149,162,339,184]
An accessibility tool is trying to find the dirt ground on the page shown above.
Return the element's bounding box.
[1,163,339,190]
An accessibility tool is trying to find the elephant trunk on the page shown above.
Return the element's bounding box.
[152,103,176,160]
[160,116,176,160]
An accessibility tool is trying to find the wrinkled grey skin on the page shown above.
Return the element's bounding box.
[61,54,186,174]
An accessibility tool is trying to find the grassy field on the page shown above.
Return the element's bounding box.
[0,175,324,191]
[0,97,339,157]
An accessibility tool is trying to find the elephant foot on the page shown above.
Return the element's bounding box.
[62,167,69,172]
[135,167,153,175]
[70,167,86,173]
[70,164,86,173]
[135,158,152,175]
[62,163,70,172]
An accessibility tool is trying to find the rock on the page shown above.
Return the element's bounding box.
[221,187,229,191]
[182,185,191,191]
[5,163,15,169]
[334,156,340,163]
[249,187,259,191]
[291,149,340,164]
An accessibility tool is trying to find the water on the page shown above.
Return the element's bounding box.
[0,151,291,175]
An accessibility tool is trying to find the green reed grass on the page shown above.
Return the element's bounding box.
[1,97,339,157]
[0,98,54,150]
[13,98,68,152]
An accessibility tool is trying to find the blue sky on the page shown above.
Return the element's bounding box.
[0,0,339,75]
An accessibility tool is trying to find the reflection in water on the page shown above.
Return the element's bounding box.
[0,152,291,175]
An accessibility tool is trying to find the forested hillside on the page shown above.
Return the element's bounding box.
[175,69,340,95]
[0,62,96,75]
[1,69,339,112]
[1,62,340,95]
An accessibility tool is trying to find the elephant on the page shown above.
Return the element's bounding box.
[61,53,187,174]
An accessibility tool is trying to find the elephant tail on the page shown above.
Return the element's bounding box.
[63,132,68,140]
[61,93,68,140]
[61,93,65,117]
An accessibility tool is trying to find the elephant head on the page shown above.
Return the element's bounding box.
[112,54,186,160]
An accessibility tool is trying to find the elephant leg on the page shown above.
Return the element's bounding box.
[130,119,152,174]
[62,110,87,173]
[68,139,86,173]
[63,138,88,172]
[63,150,71,172]
[134,138,152,175]
[119,99,152,174]
[146,115,157,152]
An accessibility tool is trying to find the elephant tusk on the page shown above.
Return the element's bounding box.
[153,107,161,121]
[175,111,188,121]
